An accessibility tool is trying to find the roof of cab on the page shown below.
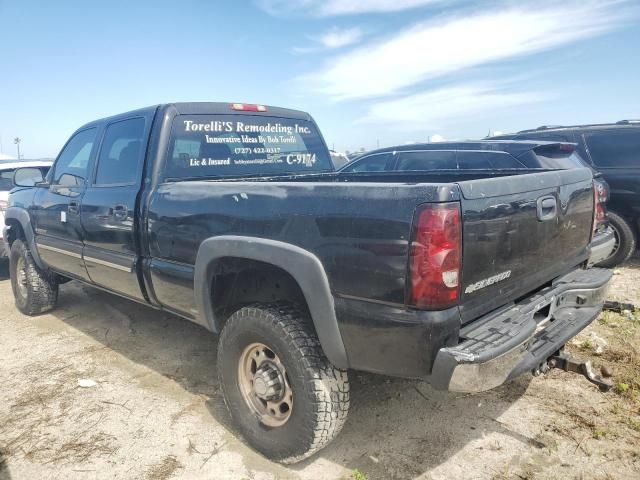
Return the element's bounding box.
[77,102,312,131]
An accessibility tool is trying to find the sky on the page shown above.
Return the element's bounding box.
[0,0,639,158]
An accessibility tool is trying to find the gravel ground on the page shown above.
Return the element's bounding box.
[0,256,638,480]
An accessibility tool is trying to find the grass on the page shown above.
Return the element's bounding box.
[352,469,368,480]
[592,427,607,440]
[599,311,611,326]
[617,382,630,393]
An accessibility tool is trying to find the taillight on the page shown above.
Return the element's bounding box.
[230,103,267,112]
[408,202,461,310]
[592,180,608,238]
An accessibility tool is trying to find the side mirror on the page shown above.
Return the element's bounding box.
[13,167,44,187]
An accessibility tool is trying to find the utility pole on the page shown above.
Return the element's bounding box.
[14,137,21,160]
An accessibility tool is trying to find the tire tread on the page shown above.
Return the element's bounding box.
[10,240,58,315]
[217,302,349,464]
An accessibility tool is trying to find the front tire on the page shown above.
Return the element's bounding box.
[9,239,58,315]
[596,211,636,268]
[217,304,349,464]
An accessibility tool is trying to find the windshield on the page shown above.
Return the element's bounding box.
[165,114,333,180]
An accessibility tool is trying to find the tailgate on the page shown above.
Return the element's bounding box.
[457,168,594,324]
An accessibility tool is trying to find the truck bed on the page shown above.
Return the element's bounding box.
[147,167,593,321]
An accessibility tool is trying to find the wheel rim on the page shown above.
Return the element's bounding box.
[238,342,293,427]
[608,224,621,259]
[15,255,28,299]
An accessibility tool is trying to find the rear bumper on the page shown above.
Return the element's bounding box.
[587,227,616,267]
[430,268,612,393]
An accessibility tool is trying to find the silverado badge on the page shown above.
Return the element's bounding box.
[464,270,512,294]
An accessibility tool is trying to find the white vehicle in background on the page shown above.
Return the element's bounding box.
[0,160,52,256]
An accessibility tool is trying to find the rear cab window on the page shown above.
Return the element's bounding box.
[165,115,332,180]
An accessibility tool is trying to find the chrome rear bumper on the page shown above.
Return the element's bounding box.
[430,268,612,393]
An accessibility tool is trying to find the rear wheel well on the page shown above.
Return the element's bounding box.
[210,257,308,331]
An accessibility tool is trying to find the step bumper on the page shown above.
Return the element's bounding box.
[430,268,612,393]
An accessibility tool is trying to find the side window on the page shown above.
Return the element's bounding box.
[52,128,97,186]
[472,152,526,169]
[585,130,640,168]
[95,118,146,185]
[342,153,392,172]
[455,152,492,169]
[396,151,456,170]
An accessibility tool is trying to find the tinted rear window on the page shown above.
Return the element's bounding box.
[530,149,587,169]
[585,130,640,168]
[165,115,332,179]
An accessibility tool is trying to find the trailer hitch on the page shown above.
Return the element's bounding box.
[546,352,613,392]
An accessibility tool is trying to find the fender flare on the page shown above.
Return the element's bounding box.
[4,207,45,269]
[194,235,348,369]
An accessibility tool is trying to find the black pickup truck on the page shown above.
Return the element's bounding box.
[5,103,611,463]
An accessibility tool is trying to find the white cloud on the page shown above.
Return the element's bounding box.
[303,1,637,100]
[361,84,545,129]
[293,27,365,54]
[318,27,364,48]
[257,0,440,17]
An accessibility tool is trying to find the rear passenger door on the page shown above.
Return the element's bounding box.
[80,116,150,301]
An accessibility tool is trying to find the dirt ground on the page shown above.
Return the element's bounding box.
[0,256,639,480]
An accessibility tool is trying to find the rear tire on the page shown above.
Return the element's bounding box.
[9,239,58,315]
[217,303,349,464]
[596,211,636,268]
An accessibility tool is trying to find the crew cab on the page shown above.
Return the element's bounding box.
[5,103,612,463]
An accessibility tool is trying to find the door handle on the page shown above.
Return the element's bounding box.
[536,196,557,221]
[113,204,128,220]
[68,201,79,215]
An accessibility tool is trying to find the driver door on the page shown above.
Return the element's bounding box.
[32,127,98,280]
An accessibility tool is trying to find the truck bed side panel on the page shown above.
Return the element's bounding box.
[147,181,457,313]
